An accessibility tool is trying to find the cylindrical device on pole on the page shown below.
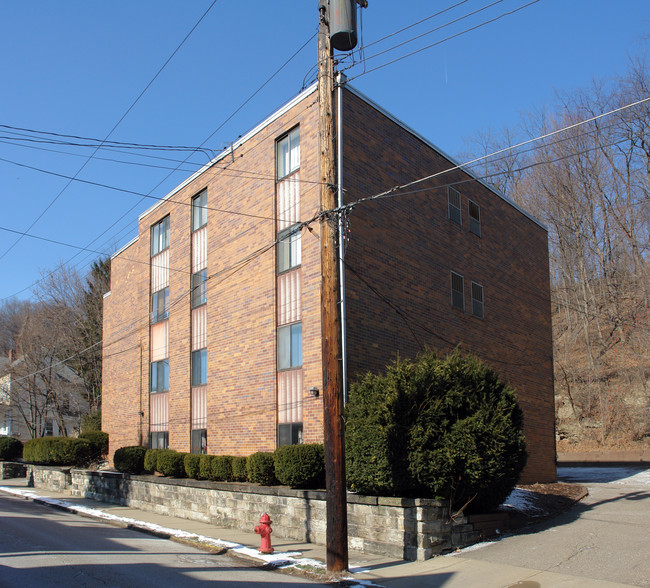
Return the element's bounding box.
[330,0,358,51]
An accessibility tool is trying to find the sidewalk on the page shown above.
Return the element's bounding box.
[0,475,638,588]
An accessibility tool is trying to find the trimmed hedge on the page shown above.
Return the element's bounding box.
[212,455,234,481]
[346,350,527,512]
[79,431,109,458]
[199,454,214,480]
[23,437,93,466]
[0,436,23,461]
[274,444,325,489]
[247,452,277,485]
[156,450,186,477]
[232,456,248,482]
[184,453,201,479]
[143,448,165,473]
[113,446,146,474]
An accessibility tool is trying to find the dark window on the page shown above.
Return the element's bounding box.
[150,360,169,393]
[471,282,484,319]
[277,323,302,370]
[277,225,301,274]
[191,269,207,308]
[451,271,465,311]
[44,419,54,436]
[469,200,481,237]
[150,431,169,449]
[278,423,303,446]
[151,287,169,323]
[191,349,207,386]
[191,429,207,454]
[151,217,170,256]
[192,190,207,231]
[276,127,300,179]
[448,187,462,225]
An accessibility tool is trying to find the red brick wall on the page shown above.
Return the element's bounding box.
[341,89,556,483]
[103,90,326,461]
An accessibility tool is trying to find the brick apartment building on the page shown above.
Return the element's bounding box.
[102,83,556,483]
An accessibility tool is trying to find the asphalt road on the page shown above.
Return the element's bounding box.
[0,493,321,587]
[455,466,650,587]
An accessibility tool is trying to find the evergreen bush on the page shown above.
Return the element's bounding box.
[113,446,146,474]
[199,454,214,480]
[346,350,527,512]
[156,450,186,477]
[23,437,93,466]
[211,455,234,481]
[81,411,102,433]
[184,453,201,479]
[0,436,23,461]
[143,448,165,473]
[79,431,109,458]
[274,444,325,488]
[231,456,248,482]
[247,452,277,485]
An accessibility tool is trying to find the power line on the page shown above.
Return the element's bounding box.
[0,0,220,264]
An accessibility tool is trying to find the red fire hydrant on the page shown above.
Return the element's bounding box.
[255,513,274,554]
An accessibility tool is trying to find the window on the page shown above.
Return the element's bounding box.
[277,322,302,370]
[191,349,207,386]
[469,200,481,237]
[471,282,484,319]
[278,423,303,446]
[451,271,465,311]
[192,190,207,231]
[150,359,169,393]
[191,269,207,308]
[277,225,301,273]
[44,419,54,437]
[151,287,169,323]
[448,187,462,225]
[191,429,207,454]
[277,127,300,179]
[151,217,170,256]
[150,431,169,449]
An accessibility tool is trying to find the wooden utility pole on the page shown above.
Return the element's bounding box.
[318,0,348,574]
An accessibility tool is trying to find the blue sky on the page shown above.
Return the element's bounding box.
[1,0,648,302]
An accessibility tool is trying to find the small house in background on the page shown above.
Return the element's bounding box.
[0,351,89,440]
[102,83,556,484]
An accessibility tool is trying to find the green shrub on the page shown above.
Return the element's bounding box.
[113,446,147,474]
[79,431,109,458]
[184,453,201,479]
[0,436,23,461]
[23,437,93,466]
[81,411,102,433]
[346,350,527,512]
[144,448,165,473]
[247,452,277,485]
[156,450,186,477]
[199,454,214,480]
[211,455,234,481]
[231,456,248,482]
[274,444,325,489]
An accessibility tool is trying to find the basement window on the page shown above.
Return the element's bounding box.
[191,429,207,454]
[278,423,303,446]
[150,431,169,449]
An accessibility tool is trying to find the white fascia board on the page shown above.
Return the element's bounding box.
[345,85,547,231]
[138,83,319,224]
[111,236,139,260]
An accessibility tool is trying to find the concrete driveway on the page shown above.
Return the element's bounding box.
[370,466,650,588]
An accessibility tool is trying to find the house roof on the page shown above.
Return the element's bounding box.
[121,81,545,261]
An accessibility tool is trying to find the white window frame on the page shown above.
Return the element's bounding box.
[276,127,300,180]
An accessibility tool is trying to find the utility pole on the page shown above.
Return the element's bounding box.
[318,0,348,574]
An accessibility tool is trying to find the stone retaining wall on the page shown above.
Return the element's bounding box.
[0,462,27,480]
[27,465,481,561]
